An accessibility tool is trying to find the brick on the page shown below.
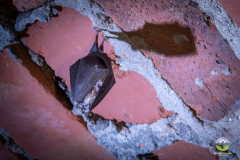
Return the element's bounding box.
[94,0,240,121]
[0,49,115,160]
[217,0,240,27]
[0,142,21,160]
[22,6,173,123]
[152,140,218,160]
[92,66,174,123]
[12,0,48,12]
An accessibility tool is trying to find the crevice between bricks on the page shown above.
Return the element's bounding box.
[161,74,205,125]
[18,39,89,128]
[6,41,75,112]
[141,49,205,125]
[0,126,36,160]
[1,0,240,159]
[0,135,28,160]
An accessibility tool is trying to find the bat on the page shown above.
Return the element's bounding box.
[70,27,115,113]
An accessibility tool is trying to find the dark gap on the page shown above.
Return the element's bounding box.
[0,134,6,144]
[51,5,62,18]
[111,119,128,133]
[7,42,87,130]
[137,152,159,160]
[0,133,29,160]
[0,1,18,11]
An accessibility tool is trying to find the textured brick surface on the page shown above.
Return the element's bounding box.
[92,52,174,123]
[95,0,240,121]
[12,0,48,12]
[152,140,218,160]
[93,73,173,123]
[21,6,97,90]
[217,0,240,27]
[0,49,115,160]
[22,6,173,123]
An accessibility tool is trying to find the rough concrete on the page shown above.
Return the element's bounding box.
[217,0,240,27]
[195,78,204,88]
[0,4,18,51]
[0,127,35,160]
[15,2,58,32]
[95,0,240,121]
[13,0,48,12]
[193,0,240,60]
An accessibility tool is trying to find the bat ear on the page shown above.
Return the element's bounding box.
[99,35,108,52]
[89,27,101,54]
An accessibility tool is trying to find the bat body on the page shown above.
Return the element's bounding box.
[70,28,115,113]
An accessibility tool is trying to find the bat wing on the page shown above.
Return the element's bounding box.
[90,52,116,110]
[70,58,108,104]
[91,75,115,109]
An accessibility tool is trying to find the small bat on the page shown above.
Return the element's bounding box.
[70,27,115,113]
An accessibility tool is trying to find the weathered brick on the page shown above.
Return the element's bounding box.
[152,140,218,160]
[22,6,173,123]
[0,142,22,160]
[0,49,115,160]
[13,0,48,12]
[95,0,240,121]
[217,0,240,27]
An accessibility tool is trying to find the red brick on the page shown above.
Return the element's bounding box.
[0,49,115,160]
[21,6,109,91]
[95,0,240,121]
[92,69,173,123]
[152,140,218,160]
[217,0,240,27]
[22,6,173,123]
[12,0,48,12]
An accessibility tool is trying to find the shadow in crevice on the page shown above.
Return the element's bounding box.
[137,152,159,160]
[0,1,18,11]
[0,133,29,160]
[7,43,88,130]
[107,22,196,56]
